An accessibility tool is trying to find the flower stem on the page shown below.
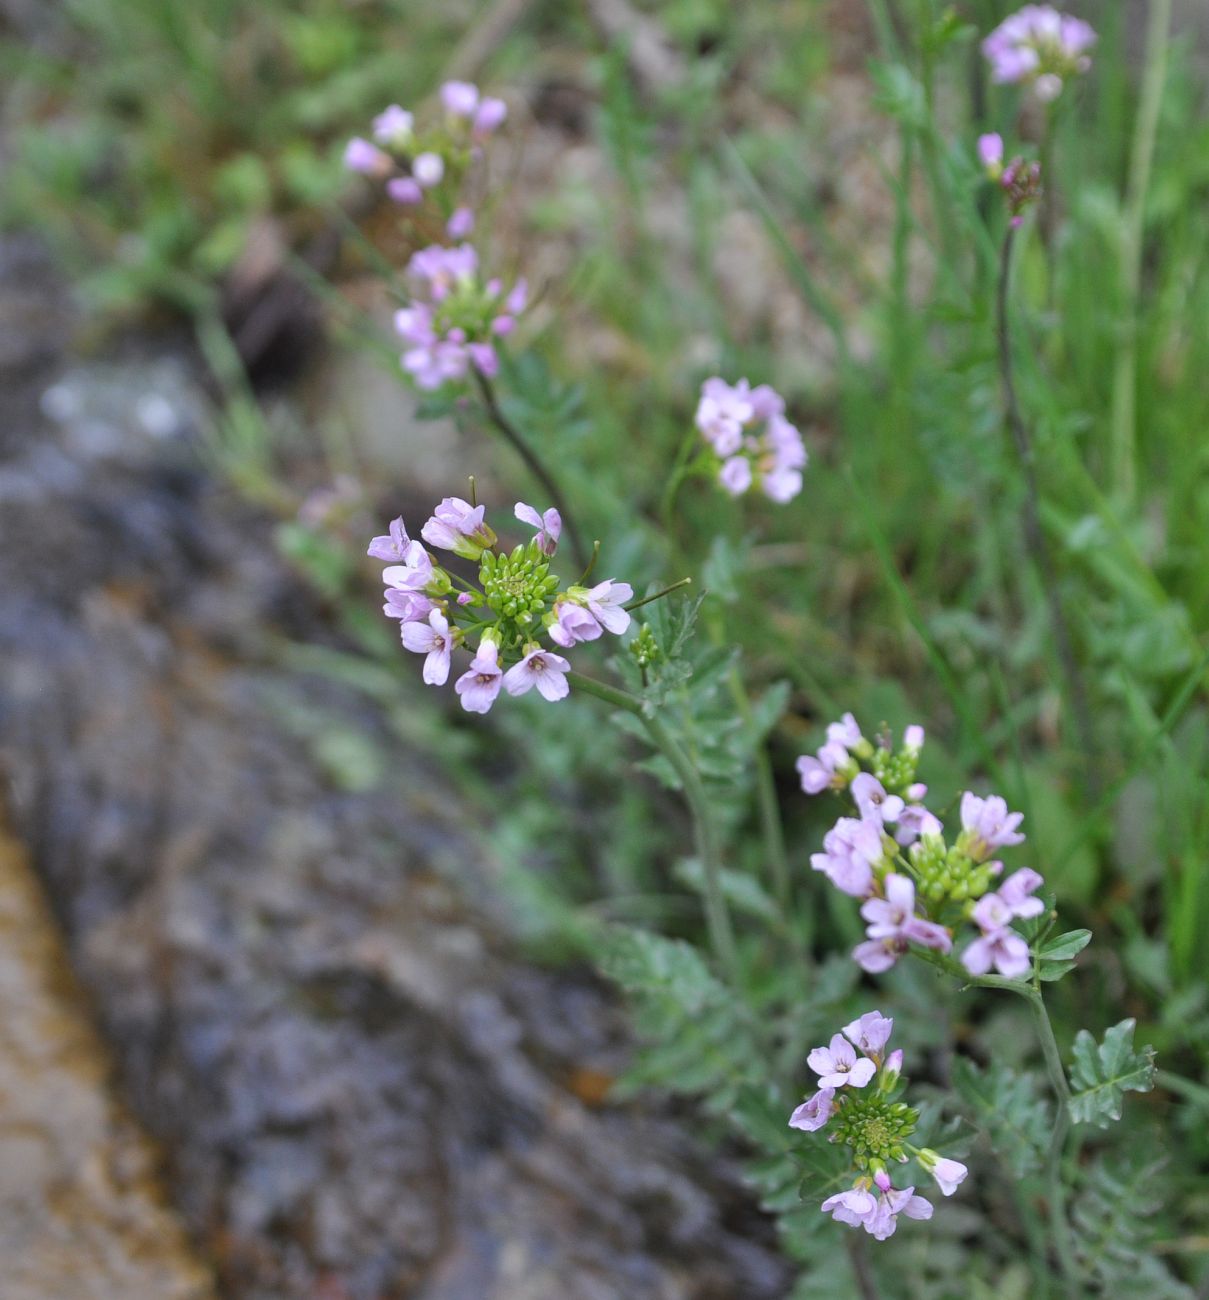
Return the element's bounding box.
[568,672,741,984]
[996,227,1097,794]
[624,577,693,612]
[1109,0,1173,505]
[1025,990,1080,1295]
[472,370,589,570]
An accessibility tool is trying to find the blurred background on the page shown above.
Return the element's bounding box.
[1,1,1209,1297]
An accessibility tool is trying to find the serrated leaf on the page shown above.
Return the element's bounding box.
[1072,1153,1193,1297]
[951,1057,1051,1177]
[1068,1019,1157,1127]
[1039,929,1092,961]
[599,926,727,1014]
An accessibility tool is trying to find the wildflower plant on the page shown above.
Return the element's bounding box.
[322,6,1193,1293]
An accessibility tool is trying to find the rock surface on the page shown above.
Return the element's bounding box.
[0,818,215,1300]
[0,235,787,1299]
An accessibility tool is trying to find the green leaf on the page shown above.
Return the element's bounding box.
[1038,929,1093,961]
[951,1058,1050,1178]
[1068,1019,1157,1128]
[600,926,726,1015]
[1072,1153,1193,1297]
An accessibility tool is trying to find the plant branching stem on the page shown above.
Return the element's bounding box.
[568,672,741,984]
[996,228,1097,791]
[473,370,588,570]
[1109,0,1173,504]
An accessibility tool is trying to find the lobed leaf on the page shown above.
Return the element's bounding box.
[1068,1019,1157,1128]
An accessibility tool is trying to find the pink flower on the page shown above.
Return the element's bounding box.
[978,132,1004,176]
[827,712,863,749]
[421,497,491,554]
[788,1088,835,1132]
[893,803,943,847]
[372,105,414,145]
[959,791,1025,860]
[962,926,1031,978]
[810,817,883,898]
[515,502,561,556]
[387,176,424,205]
[821,1185,878,1229]
[795,740,850,794]
[853,936,906,973]
[344,137,391,177]
[548,600,602,648]
[502,646,571,702]
[903,724,925,752]
[408,244,478,299]
[918,1150,968,1197]
[860,874,952,954]
[807,1033,877,1089]
[719,455,752,495]
[473,97,508,136]
[851,773,905,827]
[368,516,410,561]
[982,6,1096,99]
[864,1175,933,1240]
[383,541,435,592]
[999,867,1045,918]
[383,589,433,622]
[446,206,475,239]
[585,580,633,635]
[842,1010,893,1060]
[695,377,754,451]
[441,80,480,117]
[401,609,454,685]
[412,151,446,187]
[455,641,503,714]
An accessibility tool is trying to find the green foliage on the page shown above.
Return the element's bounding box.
[1071,1154,1193,1298]
[1036,928,1093,983]
[950,1058,1051,1179]
[598,926,760,1107]
[1068,1019,1157,1128]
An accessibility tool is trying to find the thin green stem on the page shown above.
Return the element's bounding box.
[624,577,693,612]
[997,227,1098,795]
[1109,0,1173,504]
[472,370,589,570]
[1026,992,1080,1295]
[568,672,741,984]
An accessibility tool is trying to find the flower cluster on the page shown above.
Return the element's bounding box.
[694,378,807,503]
[978,134,1043,227]
[394,244,527,388]
[799,714,1046,977]
[344,80,507,236]
[788,1012,967,1241]
[368,495,631,713]
[982,5,1096,102]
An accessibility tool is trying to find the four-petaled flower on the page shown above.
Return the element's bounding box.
[455,641,504,714]
[807,1033,877,1089]
[502,646,571,701]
